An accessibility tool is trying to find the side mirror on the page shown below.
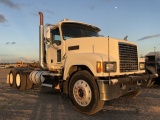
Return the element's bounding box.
[44,26,51,39]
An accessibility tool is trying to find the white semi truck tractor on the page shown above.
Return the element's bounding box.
[7,12,158,115]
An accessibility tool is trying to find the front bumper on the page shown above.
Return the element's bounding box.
[97,73,158,100]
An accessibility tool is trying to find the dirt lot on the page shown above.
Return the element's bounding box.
[0,69,160,120]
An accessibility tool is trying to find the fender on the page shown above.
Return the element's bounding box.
[63,53,103,80]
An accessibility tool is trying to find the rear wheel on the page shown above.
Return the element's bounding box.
[69,70,104,115]
[15,71,27,90]
[9,70,16,88]
[9,69,34,90]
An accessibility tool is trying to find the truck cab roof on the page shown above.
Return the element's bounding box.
[146,52,160,57]
[49,19,101,32]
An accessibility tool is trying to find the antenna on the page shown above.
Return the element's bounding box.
[154,47,157,73]
[108,36,110,81]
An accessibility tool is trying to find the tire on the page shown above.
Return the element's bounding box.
[15,70,27,90]
[9,70,17,88]
[122,90,141,98]
[69,70,104,115]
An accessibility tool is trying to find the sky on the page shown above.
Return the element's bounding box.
[0,0,160,63]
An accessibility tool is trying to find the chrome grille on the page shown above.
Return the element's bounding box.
[119,42,138,72]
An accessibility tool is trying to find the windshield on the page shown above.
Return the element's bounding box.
[62,23,100,40]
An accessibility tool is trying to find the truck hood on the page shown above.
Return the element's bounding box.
[65,37,136,61]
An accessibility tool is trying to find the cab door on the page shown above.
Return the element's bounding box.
[46,27,62,70]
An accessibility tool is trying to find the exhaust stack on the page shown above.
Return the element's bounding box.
[39,12,48,70]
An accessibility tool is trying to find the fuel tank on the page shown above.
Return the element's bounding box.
[29,71,50,84]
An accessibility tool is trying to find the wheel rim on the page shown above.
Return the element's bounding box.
[16,73,21,87]
[9,73,13,84]
[73,80,92,106]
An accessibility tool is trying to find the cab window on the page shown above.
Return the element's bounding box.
[51,28,61,46]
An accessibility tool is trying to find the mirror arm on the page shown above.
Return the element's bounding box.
[44,38,59,50]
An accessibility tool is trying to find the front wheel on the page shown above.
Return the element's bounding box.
[69,70,104,115]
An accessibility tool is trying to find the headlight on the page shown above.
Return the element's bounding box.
[104,62,116,72]
[139,62,145,70]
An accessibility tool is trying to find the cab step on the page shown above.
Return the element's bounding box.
[41,83,53,87]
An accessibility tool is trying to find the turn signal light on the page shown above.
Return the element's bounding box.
[96,61,103,73]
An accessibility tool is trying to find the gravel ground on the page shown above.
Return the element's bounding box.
[0,69,160,120]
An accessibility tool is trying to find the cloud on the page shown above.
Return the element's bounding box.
[0,0,21,10]
[44,10,54,14]
[31,9,54,17]
[18,57,30,61]
[0,14,7,23]
[0,54,8,56]
[31,12,38,16]
[138,34,160,41]
[90,6,95,10]
[5,42,16,45]
[5,42,9,45]
[11,42,16,44]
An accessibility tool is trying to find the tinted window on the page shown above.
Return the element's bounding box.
[62,23,100,40]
